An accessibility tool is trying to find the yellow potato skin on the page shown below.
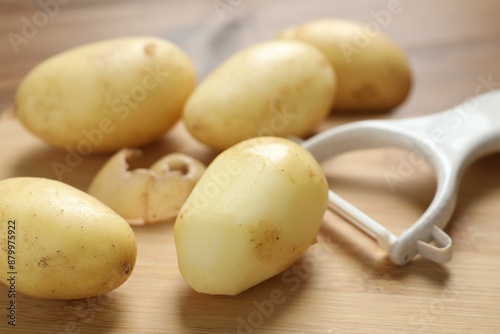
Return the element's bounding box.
[278,19,412,113]
[15,36,195,153]
[183,40,336,151]
[174,137,328,295]
[0,177,137,299]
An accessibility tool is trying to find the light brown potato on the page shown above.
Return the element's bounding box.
[278,19,412,113]
[15,37,195,153]
[183,40,336,151]
[0,177,137,299]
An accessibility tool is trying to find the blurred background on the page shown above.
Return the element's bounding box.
[1,0,500,118]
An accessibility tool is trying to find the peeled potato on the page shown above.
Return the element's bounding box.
[174,137,328,295]
[0,177,137,299]
[278,19,412,113]
[15,36,195,153]
[183,40,336,151]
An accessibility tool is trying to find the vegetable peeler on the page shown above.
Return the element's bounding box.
[301,90,500,265]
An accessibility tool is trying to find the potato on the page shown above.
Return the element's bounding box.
[278,19,412,113]
[15,36,195,153]
[183,40,336,151]
[174,137,328,295]
[0,177,137,299]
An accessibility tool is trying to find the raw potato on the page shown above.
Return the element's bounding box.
[15,36,195,153]
[0,177,137,299]
[183,40,336,151]
[88,149,206,225]
[278,19,412,113]
[174,137,328,295]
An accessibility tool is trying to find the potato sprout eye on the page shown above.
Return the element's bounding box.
[167,160,190,176]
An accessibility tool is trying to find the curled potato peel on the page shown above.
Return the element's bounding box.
[88,149,206,225]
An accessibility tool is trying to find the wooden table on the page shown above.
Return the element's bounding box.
[1,0,500,333]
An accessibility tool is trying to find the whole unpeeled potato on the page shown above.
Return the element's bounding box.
[278,19,412,113]
[174,137,328,295]
[0,177,137,299]
[15,37,195,153]
[183,40,336,151]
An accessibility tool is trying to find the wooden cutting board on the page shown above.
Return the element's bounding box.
[1,1,500,333]
[2,107,500,334]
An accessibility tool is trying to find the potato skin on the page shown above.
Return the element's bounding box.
[174,137,328,295]
[0,177,137,299]
[183,40,336,151]
[278,19,412,113]
[15,37,195,153]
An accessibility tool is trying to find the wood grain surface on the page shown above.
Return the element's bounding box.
[1,0,500,333]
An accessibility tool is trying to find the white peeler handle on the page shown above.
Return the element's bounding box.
[302,89,500,265]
